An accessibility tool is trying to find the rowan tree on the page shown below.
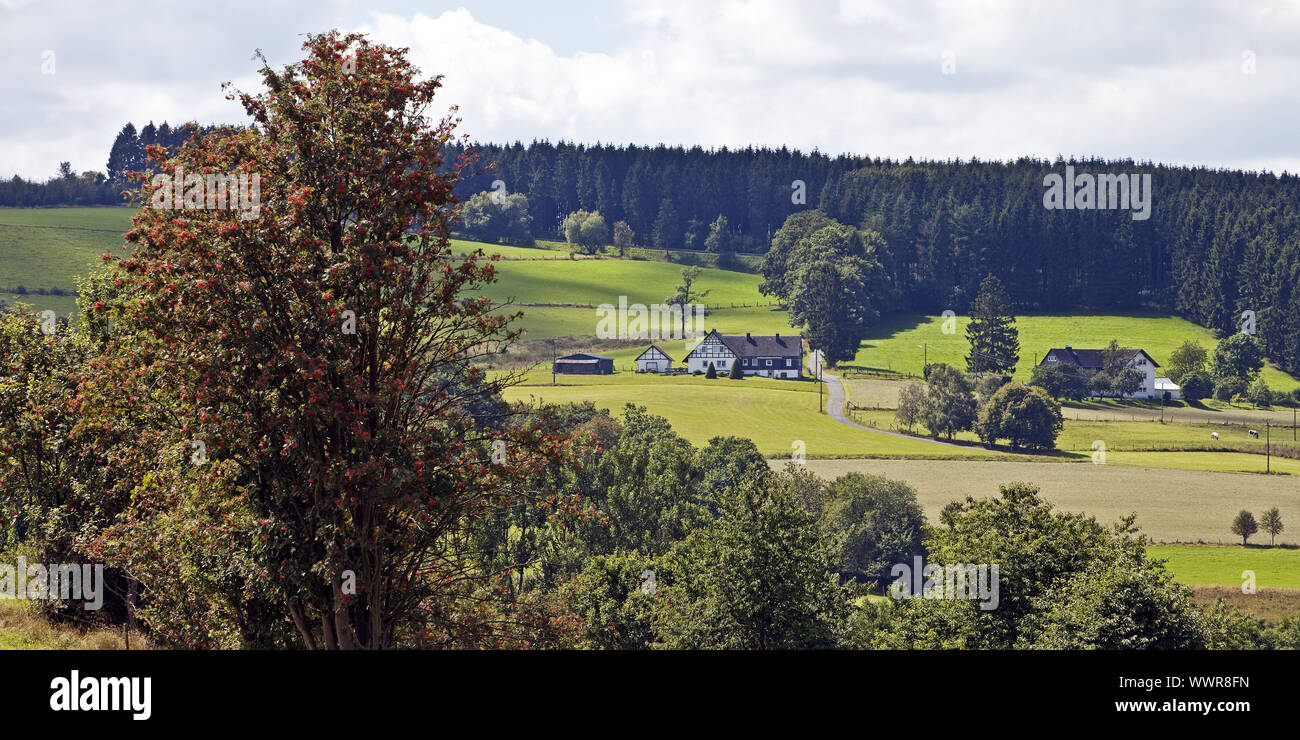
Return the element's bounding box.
[84,31,571,649]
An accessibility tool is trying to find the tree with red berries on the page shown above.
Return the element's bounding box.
[85,31,570,648]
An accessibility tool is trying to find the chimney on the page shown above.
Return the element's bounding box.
[746,332,753,343]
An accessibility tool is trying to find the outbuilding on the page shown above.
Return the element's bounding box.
[634,345,674,373]
[553,352,614,375]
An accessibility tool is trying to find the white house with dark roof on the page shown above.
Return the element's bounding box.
[681,329,803,379]
[634,345,674,373]
[1038,345,1173,399]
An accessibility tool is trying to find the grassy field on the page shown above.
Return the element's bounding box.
[793,458,1300,544]
[0,599,145,650]
[503,372,1002,459]
[1148,544,1300,589]
[482,258,770,308]
[846,312,1300,392]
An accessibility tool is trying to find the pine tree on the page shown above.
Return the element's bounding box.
[965,274,1019,375]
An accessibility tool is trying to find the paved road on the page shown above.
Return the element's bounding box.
[810,350,970,449]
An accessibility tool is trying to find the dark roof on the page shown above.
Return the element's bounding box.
[556,353,613,362]
[718,332,802,358]
[1041,347,1158,369]
[635,345,674,362]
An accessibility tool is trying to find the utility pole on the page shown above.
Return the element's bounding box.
[1266,421,1271,474]
[817,351,823,413]
[551,338,557,386]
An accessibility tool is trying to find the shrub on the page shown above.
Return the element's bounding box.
[706,362,717,379]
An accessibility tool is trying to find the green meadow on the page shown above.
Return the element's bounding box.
[847,312,1300,392]
[1147,545,1300,589]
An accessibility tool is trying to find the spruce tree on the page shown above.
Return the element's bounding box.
[965,274,1020,375]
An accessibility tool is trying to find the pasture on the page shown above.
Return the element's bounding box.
[1147,544,1300,589]
[792,458,1300,544]
[846,312,1300,392]
[502,372,1002,459]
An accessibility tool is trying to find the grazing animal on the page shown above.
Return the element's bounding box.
[1248,429,1259,438]
[1211,432,1219,440]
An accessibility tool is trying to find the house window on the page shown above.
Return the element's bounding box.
[765,359,772,367]
[785,359,792,367]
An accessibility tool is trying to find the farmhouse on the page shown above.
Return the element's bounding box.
[1038,345,1176,399]
[553,352,614,375]
[634,345,674,373]
[682,329,803,379]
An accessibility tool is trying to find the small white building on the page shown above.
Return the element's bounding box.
[1154,377,1181,400]
[635,345,674,373]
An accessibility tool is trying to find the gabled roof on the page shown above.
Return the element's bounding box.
[635,345,674,362]
[556,353,613,362]
[683,329,803,360]
[719,332,802,358]
[1041,347,1159,369]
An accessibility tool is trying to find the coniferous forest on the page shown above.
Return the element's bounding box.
[8,131,1300,374]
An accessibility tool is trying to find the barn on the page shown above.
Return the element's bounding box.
[553,352,614,375]
[634,345,674,373]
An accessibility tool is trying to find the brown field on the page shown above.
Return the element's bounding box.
[784,458,1300,545]
[1190,586,1300,623]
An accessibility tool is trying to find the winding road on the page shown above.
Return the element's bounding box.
[809,350,971,449]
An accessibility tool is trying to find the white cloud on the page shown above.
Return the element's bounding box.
[4,0,1300,178]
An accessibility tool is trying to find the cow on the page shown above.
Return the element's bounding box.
[1211,432,1219,440]
[1248,429,1259,438]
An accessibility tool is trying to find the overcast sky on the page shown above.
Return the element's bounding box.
[3,0,1298,179]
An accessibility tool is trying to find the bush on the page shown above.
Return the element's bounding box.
[1214,377,1246,402]
[1247,377,1272,407]
[728,360,743,379]
[705,362,717,379]
[975,383,1063,451]
[1179,369,1212,401]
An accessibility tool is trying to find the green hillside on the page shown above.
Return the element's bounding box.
[848,312,1300,392]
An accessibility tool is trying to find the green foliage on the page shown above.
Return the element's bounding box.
[965,275,1019,375]
[1179,369,1212,400]
[654,471,851,649]
[1260,507,1284,546]
[1247,376,1272,406]
[1029,362,1087,400]
[727,360,744,379]
[563,209,610,254]
[820,473,926,588]
[880,484,1208,649]
[560,553,658,650]
[705,362,717,379]
[1113,367,1144,397]
[1167,340,1208,383]
[459,190,534,246]
[975,383,1063,450]
[894,382,925,432]
[1231,510,1258,545]
[1214,376,1246,402]
[918,363,977,440]
[1211,333,1265,384]
[703,215,732,255]
[760,210,834,301]
[612,220,635,255]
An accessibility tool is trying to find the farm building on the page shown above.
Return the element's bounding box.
[683,329,803,379]
[1039,345,1162,398]
[553,353,614,375]
[634,345,674,373]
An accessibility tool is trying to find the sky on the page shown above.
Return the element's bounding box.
[2,0,1299,179]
